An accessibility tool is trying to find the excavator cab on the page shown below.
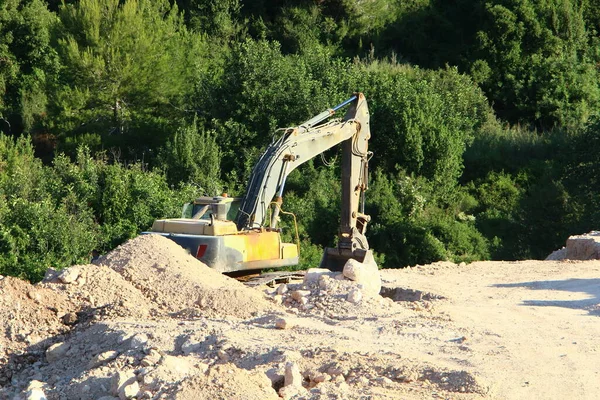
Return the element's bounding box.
[181,196,241,222]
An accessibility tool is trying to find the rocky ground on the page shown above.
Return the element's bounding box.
[1,234,600,399]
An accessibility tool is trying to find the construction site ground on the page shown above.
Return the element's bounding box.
[1,234,599,399]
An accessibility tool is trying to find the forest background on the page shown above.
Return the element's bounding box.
[1,0,599,281]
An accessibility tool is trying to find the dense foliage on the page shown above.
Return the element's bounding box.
[0,0,599,280]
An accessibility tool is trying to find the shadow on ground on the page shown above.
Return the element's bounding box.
[493,279,600,316]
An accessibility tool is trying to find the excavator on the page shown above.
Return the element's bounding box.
[147,93,375,273]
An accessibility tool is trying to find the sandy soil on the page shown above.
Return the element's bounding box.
[382,260,600,400]
[1,235,599,399]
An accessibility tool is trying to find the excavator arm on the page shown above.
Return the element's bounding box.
[235,93,373,270]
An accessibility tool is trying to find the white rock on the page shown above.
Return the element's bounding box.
[217,349,229,361]
[318,275,332,290]
[346,289,363,304]
[181,339,202,355]
[161,355,193,375]
[546,247,567,260]
[26,380,44,390]
[566,232,600,260]
[58,267,80,284]
[42,268,60,283]
[275,318,292,330]
[278,350,303,363]
[303,268,335,284]
[342,258,381,295]
[140,349,161,367]
[327,366,345,377]
[25,388,46,400]
[279,385,306,400]
[284,362,303,387]
[27,290,41,302]
[336,381,350,390]
[129,333,148,349]
[312,374,329,384]
[141,374,155,386]
[376,376,393,385]
[120,380,140,400]
[291,290,311,302]
[88,350,119,369]
[265,367,284,385]
[45,342,70,363]
[356,376,369,385]
[110,371,137,397]
[272,295,283,305]
[276,284,288,295]
[196,362,209,374]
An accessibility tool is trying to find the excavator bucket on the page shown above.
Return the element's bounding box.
[319,247,376,272]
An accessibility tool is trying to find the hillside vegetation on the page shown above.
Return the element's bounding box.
[1,0,599,281]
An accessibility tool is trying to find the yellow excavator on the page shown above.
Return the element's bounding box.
[147,93,375,272]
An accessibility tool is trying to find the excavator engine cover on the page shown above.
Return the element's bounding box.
[319,247,376,271]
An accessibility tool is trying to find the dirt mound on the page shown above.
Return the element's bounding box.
[174,363,279,400]
[42,264,154,319]
[0,276,73,383]
[98,234,277,319]
[0,276,78,389]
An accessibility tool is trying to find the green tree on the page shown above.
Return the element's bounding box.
[157,118,222,194]
[474,0,599,129]
[0,0,60,135]
[366,170,489,267]
[358,61,492,201]
[372,0,599,129]
[175,0,242,38]
[563,118,600,230]
[0,135,97,281]
[49,0,203,158]
[195,39,357,180]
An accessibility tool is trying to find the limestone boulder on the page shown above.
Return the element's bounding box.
[342,258,381,295]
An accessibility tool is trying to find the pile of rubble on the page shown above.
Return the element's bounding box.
[0,234,483,400]
[264,259,389,322]
[546,231,600,260]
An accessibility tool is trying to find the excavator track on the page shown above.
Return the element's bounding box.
[241,271,305,288]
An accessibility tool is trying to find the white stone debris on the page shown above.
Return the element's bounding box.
[342,258,381,295]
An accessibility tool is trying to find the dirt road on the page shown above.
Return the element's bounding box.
[382,260,600,399]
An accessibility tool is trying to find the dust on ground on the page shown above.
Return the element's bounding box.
[1,234,600,399]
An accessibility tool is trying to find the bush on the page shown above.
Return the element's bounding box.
[157,118,222,194]
[0,196,97,281]
[0,135,199,281]
[366,169,490,268]
[0,136,98,281]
